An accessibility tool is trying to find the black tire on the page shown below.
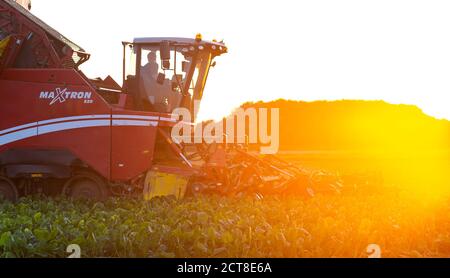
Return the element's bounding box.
[0,177,18,203]
[63,172,109,201]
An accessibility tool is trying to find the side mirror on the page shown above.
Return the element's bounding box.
[157,73,166,85]
[160,41,171,70]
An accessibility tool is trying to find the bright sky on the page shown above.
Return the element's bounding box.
[32,0,450,121]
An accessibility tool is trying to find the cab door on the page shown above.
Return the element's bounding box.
[110,109,158,181]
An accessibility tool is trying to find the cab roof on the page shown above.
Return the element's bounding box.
[134,37,225,47]
[133,37,228,55]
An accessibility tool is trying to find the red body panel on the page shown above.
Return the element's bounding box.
[0,68,170,182]
[0,69,112,178]
[111,109,159,181]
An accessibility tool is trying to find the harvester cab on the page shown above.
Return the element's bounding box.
[122,36,227,121]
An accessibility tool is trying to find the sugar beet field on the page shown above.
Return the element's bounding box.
[0,153,449,258]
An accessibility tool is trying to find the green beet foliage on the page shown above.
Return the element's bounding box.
[0,194,449,258]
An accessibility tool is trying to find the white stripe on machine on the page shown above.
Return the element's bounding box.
[39,114,110,125]
[0,114,162,146]
[112,115,159,121]
[0,127,38,146]
[38,120,111,135]
[112,120,158,127]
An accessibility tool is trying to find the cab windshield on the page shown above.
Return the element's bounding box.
[138,45,211,114]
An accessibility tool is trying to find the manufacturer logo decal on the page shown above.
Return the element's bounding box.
[39,88,94,105]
